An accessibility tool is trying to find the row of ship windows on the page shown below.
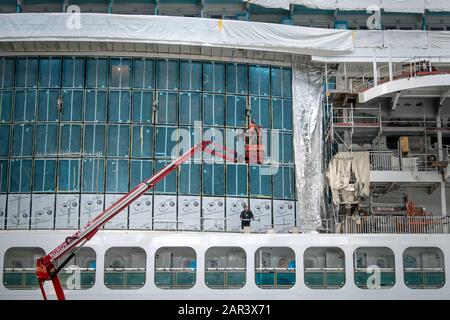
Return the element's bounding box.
[2,246,446,290]
[0,57,292,98]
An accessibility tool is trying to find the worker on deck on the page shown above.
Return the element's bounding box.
[240,204,254,231]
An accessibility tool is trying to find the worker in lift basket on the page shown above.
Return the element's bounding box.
[240,204,254,231]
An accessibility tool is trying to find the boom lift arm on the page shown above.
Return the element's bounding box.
[36,140,239,300]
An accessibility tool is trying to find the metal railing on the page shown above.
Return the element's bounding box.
[369,151,443,172]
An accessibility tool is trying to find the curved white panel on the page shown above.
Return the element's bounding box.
[0,195,5,230]
[273,200,295,232]
[55,194,79,229]
[226,197,248,232]
[153,195,177,230]
[31,194,55,230]
[104,194,128,230]
[202,197,225,231]
[129,195,153,230]
[250,198,272,232]
[178,196,201,231]
[7,194,31,230]
[80,194,104,226]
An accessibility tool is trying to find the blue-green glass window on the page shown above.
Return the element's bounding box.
[107,125,130,157]
[179,92,201,125]
[271,67,292,98]
[9,159,32,192]
[225,128,245,160]
[62,89,83,121]
[0,160,7,193]
[249,65,270,96]
[156,59,179,90]
[154,160,176,194]
[156,91,177,124]
[226,95,246,127]
[86,58,108,88]
[133,58,154,89]
[250,97,270,128]
[203,94,225,126]
[0,125,9,156]
[203,128,225,163]
[60,124,82,154]
[203,162,225,195]
[106,159,129,193]
[250,165,272,197]
[85,90,107,122]
[58,159,80,192]
[12,124,33,156]
[226,164,247,196]
[203,62,225,93]
[179,161,201,195]
[0,58,14,88]
[84,124,106,155]
[0,90,12,122]
[62,57,85,88]
[110,58,131,88]
[37,89,59,121]
[35,124,58,156]
[15,57,38,88]
[178,126,201,156]
[39,57,61,88]
[273,166,294,199]
[226,63,248,94]
[272,98,292,131]
[33,159,56,192]
[82,158,105,192]
[130,160,153,190]
[281,132,293,164]
[109,90,130,122]
[132,91,152,123]
[14,90,36,121]
[180,60,202,91]
[155,126,177,158]
[132,125,153,158]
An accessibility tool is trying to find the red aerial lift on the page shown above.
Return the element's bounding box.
[36,125,264,300]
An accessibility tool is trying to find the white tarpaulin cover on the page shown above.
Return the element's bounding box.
[429,31,450,49]
[0,13,353,55]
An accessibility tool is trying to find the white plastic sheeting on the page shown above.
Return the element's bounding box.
[384,31,428,49]
[292,61,323,232]
[429,32,450,49]
[0,13,353,55]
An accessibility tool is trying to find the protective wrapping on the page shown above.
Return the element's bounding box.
[0,13,353,55]
[429,32,450,49]
[292,60,323,232]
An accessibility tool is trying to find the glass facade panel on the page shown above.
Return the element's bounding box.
[37,89,59,122]
[157,92,177,124]
[14,90,36,121]
[250,165,271,197]
[9,159,32,192]
[60,124,82,154]
[106,159,129,192]
[226,164,247,196]
[85,90,107,122]
[0,90,12,122]
[226,63,248,94]
[35,124,58,156]
[203,162,225,196]
[0,125,9,156]
[0,58,14,89]
[107,125,130,157]
[226,95,246,127]
[203,94,225,126]
[180,60,202,91]
[132,125,153,158]
[179,92,201,125]
[156,59,178,90]
[33,159,56,192]
[82,158,105,192]
[249,65,270,96]
[86,58,108,88]
[132,91,152,123]
[62,89,83,121]
[39,57,61,88]
[58,159,81,192]
[0,160,7,193]
[84,124,106,155]
[16,58,38,88]
[109,90,131,123]
[179,161,201,195]
[154,160,176,193]
[110,58,131,88]
[12,124,33,156]
[133,58,154,89]
[203,62,225,93]
[62,57,85,88]
[130,160,153,189]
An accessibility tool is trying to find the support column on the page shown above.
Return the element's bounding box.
[373,50,378,86]
[437,109,447,217]
[441,182,447,217]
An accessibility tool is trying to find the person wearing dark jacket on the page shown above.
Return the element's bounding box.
[240,204,254,230]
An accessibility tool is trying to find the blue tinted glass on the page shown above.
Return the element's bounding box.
[179,161,201,195]
[226,95,246,127]
[226,164,247,196]
[33,159,56,192]
[110,58,132,88]
[250,97,270,128]
[0,160,7,193]
[0,125,9,156]
[109,90,130,122]
[16,57,38,87]
[156,59,179,90]
[12,124,33,156]
[180,60,202,91]
[203,162,225,195]
[37,89,59,121]
[0,58,14,88]
[39,57,61,88]
[82,158,105,192]
[58,159,80,192]
[272,98,292,131]
[226,63,248,94]
[84,124,106,155]
[271,67,282,97]
[85,90,107,122]
[250,165,271,197]
[249,65,270,96]
[179,92,201,125]
[35,124,58,156]
[132,125,153,158]
[203,94,225,126]
[203,128,225,163]
[132,91,152,123]
[273,166,294,199]
[155,126,177,158]
[86,58,108,88]
[62,57,85,88]
[107,125,130,157]
[106,159,129,192]
[157,92,177,124]
[130,160,153,190]
[10,159,32,192]
[154,160,176,193]
[203,62,225,93]
[14,90,36,121]
[60,124,82,154]
[0,90,12,121]
[133,58,154,89]
[62,89,83,121]
[282,132,293,164]
[282,68,292,98]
